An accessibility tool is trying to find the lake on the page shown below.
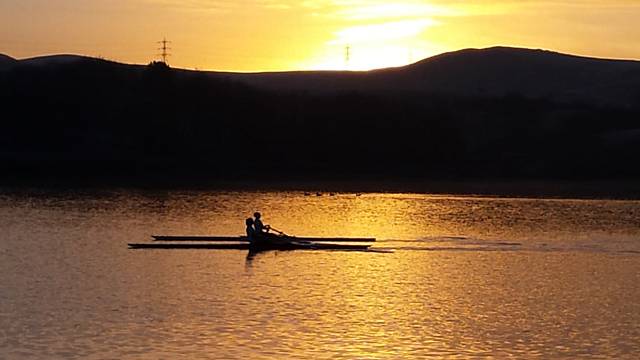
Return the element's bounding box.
[1,188,639,359]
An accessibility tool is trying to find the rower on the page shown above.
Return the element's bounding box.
[253,212,271,234]
[245,218,256,243]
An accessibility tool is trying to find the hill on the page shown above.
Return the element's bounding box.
[0,54,18,71]
[1,47,639,184]
[218,47,640,107]
[4,47,640,106]
[19,54,97,67]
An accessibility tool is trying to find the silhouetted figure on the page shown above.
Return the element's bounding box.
[245,217,255,243]
[251,212,292,248]
[253,212,270,234]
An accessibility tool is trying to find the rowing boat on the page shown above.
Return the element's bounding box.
[128,242,372,251]
[133,232,376,251]
[151,235,375,242]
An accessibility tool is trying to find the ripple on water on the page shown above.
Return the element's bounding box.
[0,190,639,358]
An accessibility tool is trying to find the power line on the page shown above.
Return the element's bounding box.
[157,38,171,64]
[345,45,351,68]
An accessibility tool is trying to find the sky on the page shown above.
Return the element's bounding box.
[1,0,639,71]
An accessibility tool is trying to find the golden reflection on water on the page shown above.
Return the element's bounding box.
[1,190,640,358]
[173,192,640,247]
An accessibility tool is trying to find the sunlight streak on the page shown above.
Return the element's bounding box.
[332,19,438,45]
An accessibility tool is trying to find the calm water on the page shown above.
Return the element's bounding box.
[1,188,639,359]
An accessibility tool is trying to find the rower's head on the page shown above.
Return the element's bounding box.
[254,212,261,219]
[245,218,254,226]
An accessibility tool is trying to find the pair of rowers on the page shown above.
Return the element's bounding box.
[245,212,287,245]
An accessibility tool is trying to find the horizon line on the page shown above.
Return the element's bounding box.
[3,45,640,74]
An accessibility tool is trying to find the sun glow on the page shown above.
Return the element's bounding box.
[306,42,443,71]
[333,19,439,45]
[302,2,450,70]
[1,0,639,71]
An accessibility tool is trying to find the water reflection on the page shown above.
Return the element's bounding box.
[245,249,266,267]
[0,189,639,358]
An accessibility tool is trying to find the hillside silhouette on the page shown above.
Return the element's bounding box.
[220,47,640,107]
[1,47,639,185]
[0,54,18,71]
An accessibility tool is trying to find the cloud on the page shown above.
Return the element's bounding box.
[145,0,640,11]
[338,3,459,20]
[330,18,439,45]
[144,0,297,13]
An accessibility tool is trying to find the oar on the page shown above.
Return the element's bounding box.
[267,226,288,236]
[266,227,318,246]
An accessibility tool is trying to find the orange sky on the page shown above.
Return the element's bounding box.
[1,0,639,71]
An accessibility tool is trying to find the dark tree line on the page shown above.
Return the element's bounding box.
[1,59,639,185]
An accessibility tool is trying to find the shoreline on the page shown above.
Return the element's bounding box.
[2,177,640,200]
